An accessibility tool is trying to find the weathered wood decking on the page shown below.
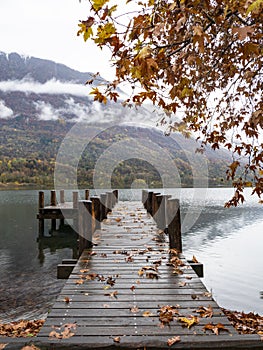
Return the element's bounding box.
[35,200,262,349]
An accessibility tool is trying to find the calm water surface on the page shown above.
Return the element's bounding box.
[0,188,262,321]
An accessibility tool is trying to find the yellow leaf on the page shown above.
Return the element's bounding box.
[246,0,263,14]
[92,0,110,11]
[178,316,199,328]
[94,23,116,45]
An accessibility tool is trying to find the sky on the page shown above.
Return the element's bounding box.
[0,0,115,80]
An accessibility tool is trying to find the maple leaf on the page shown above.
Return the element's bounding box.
[203,322,229,335]
[178,316,199,329]
[167,336,181,346]
[195,305,213,318]
[92,0,110,12]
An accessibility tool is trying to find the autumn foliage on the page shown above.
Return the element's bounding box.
[78,0,263,206]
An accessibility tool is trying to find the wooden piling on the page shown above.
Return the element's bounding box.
[78,200,93,256]
[142,189,148,209]
[50,190,57,231]
[73,191,79,233]
[112,189,118,207]
[85,189,89,200]
[38,191,45,236]
[152,192,161,219]
[91,196,101,230]
[59,190,65,227]
[146,191,153,215]
[100,194,107,221]
[167,198,182,252]
[106,192,112,213]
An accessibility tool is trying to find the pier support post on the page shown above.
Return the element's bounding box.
[146,191,153,215]
[113,189,118,207]
[78,200,93,256]
[73,191,79,233]
[100,194,107,221]
[50,190,57,231]
[91,196,101,230]
[152,192,161,220]
[59,190,65,228]
[142,190,148,209]
[167,198,182,252]
[38,191,45,236]
[106,192,113,213]
[85,189,90,200]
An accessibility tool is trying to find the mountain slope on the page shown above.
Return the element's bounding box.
[0,51,231,189]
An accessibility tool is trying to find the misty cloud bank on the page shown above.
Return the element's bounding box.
[0,78,157,126]
[0,78,91,96]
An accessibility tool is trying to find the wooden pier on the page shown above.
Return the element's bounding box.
[34,191,262,349]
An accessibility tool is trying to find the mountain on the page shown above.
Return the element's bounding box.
[0,52,231,189]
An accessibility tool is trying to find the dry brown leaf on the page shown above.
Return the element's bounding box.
[113,336,121,343]
[64,297,70,304]
[75,279,84,285]
[80,269,89,273]
[167,336,181,346]
[192,255,199,263]
[195,305,213,318]
[138,269,144,276]
[143,311,154,317]
[178,281,186,287]
[130,306,139,313]
[115,217,122,222]
[203,322,229,335]
[49,330,61,339]
[104,291,118,298]
[130,285,136,291]
[159,305,180,325]
[21,346,41,350]
[0,345,7,350]
[178,316,199,329]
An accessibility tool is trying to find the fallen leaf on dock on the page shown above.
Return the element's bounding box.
[178,316,199,329]
[21,346,41,350]
[0,345,7,350]
[143,311,155,317]
[113,336,121,343]
[178,281,187,287]
[203,322,229,335]
[80,269,89,273]
[104,291,118,299]
[115,217,122,222]
[195,305,213,318]
[192,255,199,263]
[64,297,70,304]
[158,305,180,325]
[130,285,136,291]
[167,336,181,346]
[75,279,84,285]
[130,306,139,313]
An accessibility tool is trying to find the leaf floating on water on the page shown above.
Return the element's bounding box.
[203,322,229,335]
[178,316,199,329]
[167,336,181,346]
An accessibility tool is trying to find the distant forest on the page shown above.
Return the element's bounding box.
[0,116,230,189]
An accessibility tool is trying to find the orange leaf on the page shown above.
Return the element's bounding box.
[167,336,181,346]
[203,322,229,335]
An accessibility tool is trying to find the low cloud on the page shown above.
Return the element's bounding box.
[0,99,13,118]
[0,78,90,97]
[34,101,60,121]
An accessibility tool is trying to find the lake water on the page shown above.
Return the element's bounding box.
[0,188,262,322]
